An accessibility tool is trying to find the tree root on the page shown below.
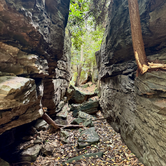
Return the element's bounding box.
[135,51,166,74]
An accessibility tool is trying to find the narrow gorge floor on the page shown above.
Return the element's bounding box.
[32,84,144,166]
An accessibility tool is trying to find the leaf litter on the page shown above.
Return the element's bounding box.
[32,110,144,166]
[33,83,144,166]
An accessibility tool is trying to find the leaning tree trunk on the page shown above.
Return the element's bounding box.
[128,0,148,74]
[128,0,166,74]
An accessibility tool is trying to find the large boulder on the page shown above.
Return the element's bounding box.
[71,100,100,114]
[0,76,42,134]
[97,0,166,166]
[67,85,97,104]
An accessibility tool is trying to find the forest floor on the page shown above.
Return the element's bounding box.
[33,83,144,166]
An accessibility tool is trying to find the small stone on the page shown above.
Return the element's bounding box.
[71,117,84,124]
[60,130,70,143]
[56,103,69,119]
[20,144,42,162]
[64,152,103,164]
[41,143,54,156]
[78,127,100,148]
[78,111,95,120]
[34,119,48,131]
[83,119,94,127]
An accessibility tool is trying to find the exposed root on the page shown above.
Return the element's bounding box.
[135,51,166,74]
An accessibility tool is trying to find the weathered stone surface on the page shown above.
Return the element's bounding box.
[60,130,70,143]
[97,0,166,79]
[34,119,48,131]
[78,111,96,120]
[41,143,55,156]
[92,67,98,83]
[56,103,69,118]
[0,42,49,77]
[98,0,166,165]
[83,119,94,127]
[71,117,84,124]
[54,117,68,126]
[78,127,100,148]
[71,100,100,114]
[69,85,97,104]
[0,0,70,131]
[41,78,69,115]
[20,144,42,162]
[71,117,94,127]
[0,76,42,134]
[56,101,65,113]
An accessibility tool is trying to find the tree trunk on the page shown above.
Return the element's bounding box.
[75,64,82,86]
[128,0,148,74]
[75,45,84,86]
[128,0,166,74]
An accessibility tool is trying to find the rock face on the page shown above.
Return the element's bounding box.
[97,0,166,165]
[0,0,70,135]
[0,76,42,134]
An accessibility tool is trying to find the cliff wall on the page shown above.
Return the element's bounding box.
[97,0,166,165]
[0,0,71,135]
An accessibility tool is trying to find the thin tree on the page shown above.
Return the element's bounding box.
[75,45,84,86]
[128,0,166,74]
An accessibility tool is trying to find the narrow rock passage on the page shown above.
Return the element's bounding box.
[32,83,144,166]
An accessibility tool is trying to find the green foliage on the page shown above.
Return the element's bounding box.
[69,0,90,50]
[68,0,108,84]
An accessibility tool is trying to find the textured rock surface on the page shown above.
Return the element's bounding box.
[68,85,97,104]
[20,144,42,162]
[0,0,70,135]
[78,127,100,148]
[71,100,100,114]
[0,76,42,134]
[97,0,166,165]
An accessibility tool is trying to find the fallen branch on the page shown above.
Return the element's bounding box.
[42,112,60,130]
[40,107,84,130]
